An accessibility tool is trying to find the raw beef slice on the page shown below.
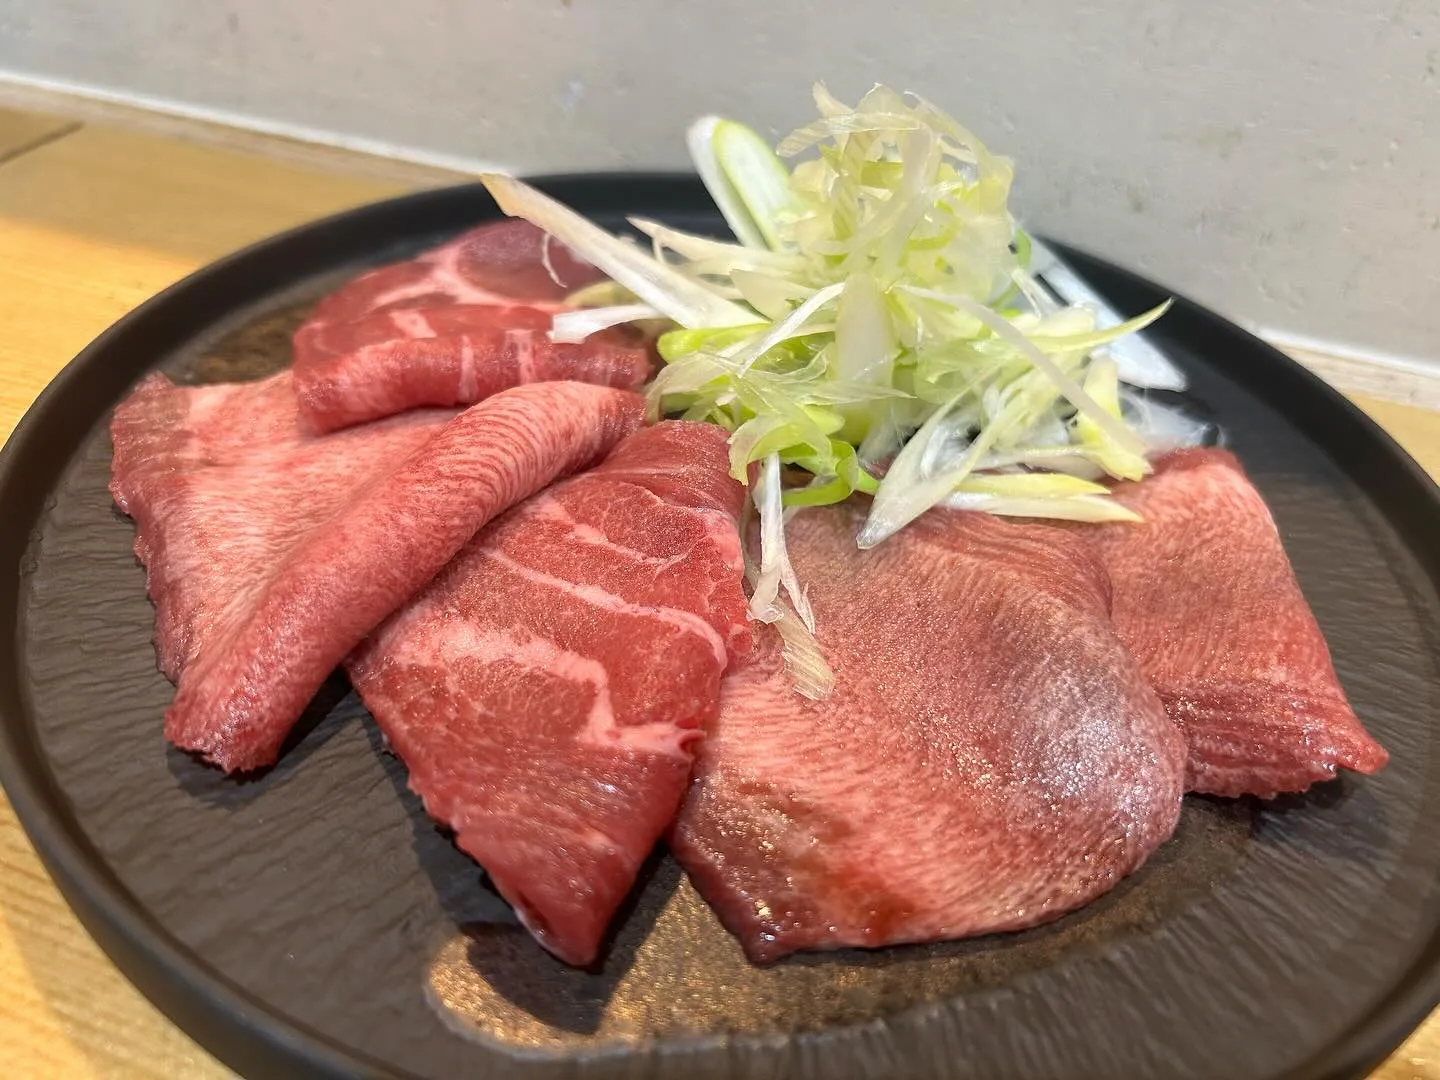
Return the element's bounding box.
[111,371,643,772]
[1089,447,1387,798]
[305,219,602,323]
[349,421,751,966]
[293,219,652,432]
[670,503,1187,964]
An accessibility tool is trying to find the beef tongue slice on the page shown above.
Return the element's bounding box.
[110,370,643,772]
[670,503,1186,964]
[1087,447,1387,798]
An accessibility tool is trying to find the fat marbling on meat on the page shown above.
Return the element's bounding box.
[292,220,652,433]
[349,421,751,966]
[110,371,643,772]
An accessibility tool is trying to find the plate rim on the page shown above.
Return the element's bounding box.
[1,173,1439,1080]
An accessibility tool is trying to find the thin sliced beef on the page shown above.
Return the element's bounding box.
[307,219,603,324]
[1087,447,1387,798]
[293,220,651,433]
[111,372,643,772]
[294,311,652,435]
[349,421,750,966]
[295,303,551,365]
[670,503,1185,964]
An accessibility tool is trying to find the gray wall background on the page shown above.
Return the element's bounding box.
[2,0,1436,364]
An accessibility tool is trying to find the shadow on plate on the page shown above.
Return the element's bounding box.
[165,671,358,804]
[407,788,1258,1053]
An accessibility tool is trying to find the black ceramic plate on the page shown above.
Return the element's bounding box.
[2,176,1439,1080]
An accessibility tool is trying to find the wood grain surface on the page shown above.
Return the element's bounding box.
[0,102,1436,1080]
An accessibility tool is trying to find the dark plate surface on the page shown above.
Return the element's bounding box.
[2,176,1439,1080]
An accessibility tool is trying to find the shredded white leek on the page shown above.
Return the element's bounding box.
[478,83,1200,693]
[749,453,816,630]
[480,173,752,329]
[770,600,836,700]
[549,304,662,344]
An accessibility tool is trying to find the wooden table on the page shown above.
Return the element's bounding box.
[0,100,1437,1080]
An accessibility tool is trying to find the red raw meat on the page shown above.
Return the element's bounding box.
[109,370,452,683]
[292,220,652,433]
[111,371,643,772]
[349,421,750,966]
[1087,447,1387,798]
[295,303,551,365]
[307,219,603,324]
[670,503,1185,964]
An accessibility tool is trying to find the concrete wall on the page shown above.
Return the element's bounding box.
[2,0,1436,363]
